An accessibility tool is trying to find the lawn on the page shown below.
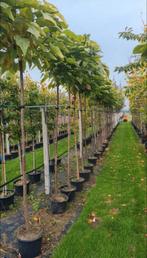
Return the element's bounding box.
[52,122,147,258]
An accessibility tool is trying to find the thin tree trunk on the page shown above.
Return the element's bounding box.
[67,90,71,187]
[78,93,84,170]
[19,59,29,231]
[32,138,36,171]
[90,108,95,152]
[93,108,97,151]
[5,134,10,155]
[18,142,22,175]
[1,115,7,193]
[54,85,59,194]
[38,130,41,143]
[73,97,80,180]
[84,96,88,159]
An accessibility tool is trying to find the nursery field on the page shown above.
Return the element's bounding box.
[52,122,147,258]
[0,0,146,257]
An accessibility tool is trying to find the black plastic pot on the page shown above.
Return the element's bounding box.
[0,190,15,211]
[50,194,68,214]
[79,169,91,181]
[60,185,76,202]
[11,151,18,159]
[84,164,94,173]
[98,147,104,154]
[49,160,55,173]
[25,146,32,153]
[17,227,42,258]
[71,177,85,192]
[103,141,108,148]
[94,151,101,159]
[35,142,43,149]
[14,180,30,196]
[28,171,41,184]
[5,154,12,161]
[88,156,97,165]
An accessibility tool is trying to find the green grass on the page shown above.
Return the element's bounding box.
[52,122,147,258]
[0,135,75,185]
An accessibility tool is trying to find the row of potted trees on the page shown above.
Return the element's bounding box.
[0,0,124,257]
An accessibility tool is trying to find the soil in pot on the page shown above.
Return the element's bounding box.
[17,225,42,258]
[50,193,68,214]
[84,164,94,173]
[71,177,85,192]
[79,169,91,181]
[88,157,97,165]
[60,185,76,202]
[0,190,15,211]
[14,179,30,196]
[28,171,41,184]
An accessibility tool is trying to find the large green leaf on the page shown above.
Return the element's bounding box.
[133,43,147,55]
[14,35,30,56]
[42,12,57,26]
[48,52,57,61]
[27,22,41,39]
[50,43,64,60]
[0,2,14,21]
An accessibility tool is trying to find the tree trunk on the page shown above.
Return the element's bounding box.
[84,96,88,159]
[93,108,97,151]
[54,85,59,194]
[38,130,41,143]
[5,134,10,155]
[0,115,7,193]
[91,108,95,152]
[73,97,80,180]
[32,138,36,171]
[18,142,22,175]
[78,93,84,170]
[67,90,71,187]
[19,59,29,231]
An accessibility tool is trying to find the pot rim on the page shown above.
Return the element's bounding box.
[71,177,85,183]
[0,190,15,199]
[61,185,76,192]
[50,193,68,203]
[17,225,43,242]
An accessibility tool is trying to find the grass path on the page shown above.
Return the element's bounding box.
[52,122,147,258]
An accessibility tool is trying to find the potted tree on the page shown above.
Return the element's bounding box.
[0,107,15,211]
[25,76,42,184]
[0,1,67,256]
[50,85,68,213]
[60,89,76,201]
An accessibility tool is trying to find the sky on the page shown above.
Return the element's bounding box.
[29,0,146,86]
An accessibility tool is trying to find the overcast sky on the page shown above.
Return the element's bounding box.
[29,0,146,86]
